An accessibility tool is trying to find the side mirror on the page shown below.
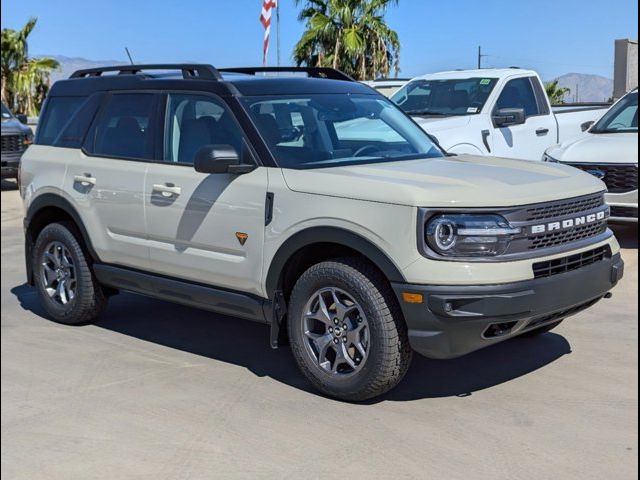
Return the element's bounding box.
[581,120,595,132]
[193,145,256,175]
[16,113,28,124]
[492,108,526,128]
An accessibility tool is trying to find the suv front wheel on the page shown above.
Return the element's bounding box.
[33,222,108,324]
[288,258,412,401]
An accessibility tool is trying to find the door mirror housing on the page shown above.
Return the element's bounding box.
[193,145,256,174]
[492,108,526,128]
[15,113,28,124]
[581,120,595,132]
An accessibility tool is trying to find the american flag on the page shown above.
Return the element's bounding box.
[260,0,277,65]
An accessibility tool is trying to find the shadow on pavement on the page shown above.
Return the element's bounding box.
[11,283,571,403]
[610,224,638,250]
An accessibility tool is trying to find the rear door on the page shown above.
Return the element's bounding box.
[64,92,159,270]
[491,76,556,160]
[144,92,268,296]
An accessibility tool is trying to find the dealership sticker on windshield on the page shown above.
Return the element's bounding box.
[480,79,491,85]
[467,107,478,113]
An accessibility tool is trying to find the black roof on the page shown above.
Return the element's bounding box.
[50,64,375,97]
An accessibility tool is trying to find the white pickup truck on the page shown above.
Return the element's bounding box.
[391,68,609,161]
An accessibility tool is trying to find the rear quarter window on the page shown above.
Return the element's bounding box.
[35,96,87,145]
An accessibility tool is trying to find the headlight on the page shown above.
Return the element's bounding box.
[542,153,559,162]
[425,214,521,257]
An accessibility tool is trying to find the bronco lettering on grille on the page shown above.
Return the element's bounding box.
[530,210,607,235]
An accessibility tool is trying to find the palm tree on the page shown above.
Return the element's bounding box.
[293,0,400,81]
[1,18,59,115]
[545,80,571,105]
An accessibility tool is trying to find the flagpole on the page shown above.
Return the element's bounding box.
[276,1,281,66]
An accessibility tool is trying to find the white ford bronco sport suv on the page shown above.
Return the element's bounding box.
[21,64,624,401]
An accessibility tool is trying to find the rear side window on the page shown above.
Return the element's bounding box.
[52,93,104,148]
[85,93,157,160]
[36,96,87,145]
[495,77,540,117]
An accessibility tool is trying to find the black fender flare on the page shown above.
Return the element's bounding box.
[265,226,406,298]
[24,194,100,283]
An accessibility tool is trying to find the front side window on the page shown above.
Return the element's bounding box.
[241,94,442,169]
[164,93,244,164]
[86,93,157,160]
[495,77,540,117]
[391,78,498,116]
[592,91,638,133]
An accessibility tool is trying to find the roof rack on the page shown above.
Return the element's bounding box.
[70,64,223,80]
[218,67,355,82]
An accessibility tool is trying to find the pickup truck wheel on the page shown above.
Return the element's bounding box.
[32,222,107,325]
[288,257,412,401]
[521,320,563,337]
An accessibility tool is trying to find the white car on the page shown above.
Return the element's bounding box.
[391,68,609,161]
[544,89,638,223]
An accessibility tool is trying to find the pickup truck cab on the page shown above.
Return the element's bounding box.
[21,65,623,401]
[391,68,609,161]
[544,89,638,222]
[1,102,33,180]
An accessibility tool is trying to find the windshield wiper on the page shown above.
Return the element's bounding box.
[404,110,448,116]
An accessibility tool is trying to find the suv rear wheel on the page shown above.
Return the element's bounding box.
[33,222,107,324]
[288,258,412,401]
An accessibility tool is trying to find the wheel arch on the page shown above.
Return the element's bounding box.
[24,194,98,285]
[265,227,406,299]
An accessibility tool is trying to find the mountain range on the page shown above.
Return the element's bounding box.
[41,55,614,103]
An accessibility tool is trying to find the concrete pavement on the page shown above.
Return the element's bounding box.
[1,181,637,479]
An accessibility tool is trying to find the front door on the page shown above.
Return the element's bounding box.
[144,93,268,296]
[491,77,556,161]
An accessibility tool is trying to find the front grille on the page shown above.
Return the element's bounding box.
[568,163,638,193]
[1,134,25,153]
[526,221,608,250]
[533,245,610,279]
[525,192,605,221]
[610,206,638,218]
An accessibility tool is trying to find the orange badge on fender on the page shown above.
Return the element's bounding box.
[235,232,249,246]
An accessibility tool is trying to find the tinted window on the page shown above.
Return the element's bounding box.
[164,94,244,164]
[592,91,638,133]
[391,78,498,116]
[53,93,104,148]
[496,77,540,117]
[87,93,157,160]
[242,94,442,169]
[36,96,87,145]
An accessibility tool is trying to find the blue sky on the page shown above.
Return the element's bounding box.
[1,0,637,80]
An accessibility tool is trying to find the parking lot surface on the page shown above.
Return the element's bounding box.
[1,182,637,480]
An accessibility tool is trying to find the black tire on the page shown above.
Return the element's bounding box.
[521,320,563,337]
[288,257,412,401]
[32,222,107,325]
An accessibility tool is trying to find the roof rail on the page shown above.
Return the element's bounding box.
[69,64,223,80]
[218,66,355,82]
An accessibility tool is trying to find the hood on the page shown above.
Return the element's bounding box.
[410,115,471,133]
[281,155,605,208]
[1,117,31,135]
[547,132,638,165]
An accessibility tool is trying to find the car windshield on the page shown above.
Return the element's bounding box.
[241,94,443,169]
[591,91,638,133]
[391,77,498,116]
[1,103,12,120]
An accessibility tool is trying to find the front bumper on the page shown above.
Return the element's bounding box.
[607,190,638,222]
[392,253,624,359]
[1,152,21,178]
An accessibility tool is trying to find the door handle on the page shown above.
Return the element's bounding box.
[152,184,182,196]
[73,174,96,186]
[536,128,550,136]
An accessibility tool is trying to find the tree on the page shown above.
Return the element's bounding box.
[1,18,59,115]
[545,80,571,105]
[293,0,401,81]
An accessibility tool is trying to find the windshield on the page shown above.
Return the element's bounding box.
[1,103,12,120]
[391,78,498,116]
[591,91,638,133]
[241,94,443,169]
